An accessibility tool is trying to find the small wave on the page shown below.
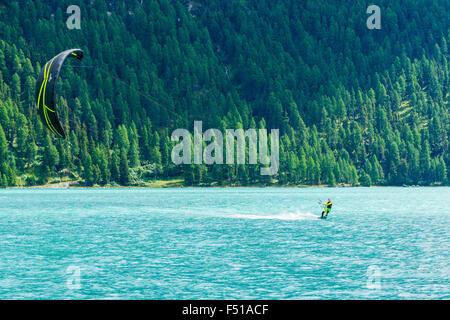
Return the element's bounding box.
[232,210,319,221]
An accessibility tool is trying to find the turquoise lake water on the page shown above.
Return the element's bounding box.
[0,187,448,299]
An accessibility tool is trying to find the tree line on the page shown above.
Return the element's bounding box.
[0,0,448,187]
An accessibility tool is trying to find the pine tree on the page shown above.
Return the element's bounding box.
[119,148,131,186]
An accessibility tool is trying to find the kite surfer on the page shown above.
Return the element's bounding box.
[321,198,332,219]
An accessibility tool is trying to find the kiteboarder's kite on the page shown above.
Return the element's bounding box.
[35,49,84,138]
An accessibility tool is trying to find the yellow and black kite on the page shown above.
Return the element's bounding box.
[35,49,84,138]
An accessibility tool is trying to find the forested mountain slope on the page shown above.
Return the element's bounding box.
[0,0,448,186]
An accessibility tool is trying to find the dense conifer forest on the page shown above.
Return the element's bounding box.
[0,0,448,187]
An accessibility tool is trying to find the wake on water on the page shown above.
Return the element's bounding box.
[231,210,319,221]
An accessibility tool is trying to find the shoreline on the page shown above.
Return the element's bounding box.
[5,180,448,189]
